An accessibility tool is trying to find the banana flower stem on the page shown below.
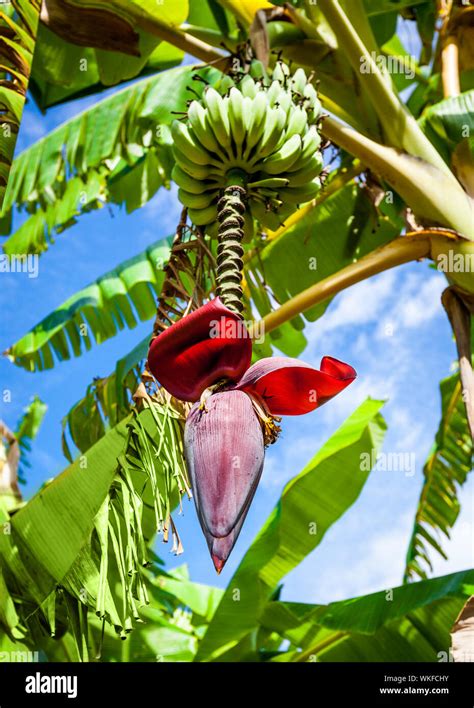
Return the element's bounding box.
[216,176,247,314]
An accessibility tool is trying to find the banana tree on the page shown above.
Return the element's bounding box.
[0,0,473,659]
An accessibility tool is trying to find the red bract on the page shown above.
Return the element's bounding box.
[148,298,252,402]
[148,298,356,572]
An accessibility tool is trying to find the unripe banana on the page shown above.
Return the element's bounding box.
[219,74,235,94]
[204,88,231,148]
[173,62,324,232]
[300,125,322,161]
[188,204,218,225]
[285,106,308,140]
[290,68,307,95]
[187,101,224,157]
[249,60,269,86]
[272,61,290,84]
[174,147,214,180]
[262,133,302,174]
[278,178,321,204]
[241,96,255,136]
[178,188,218,210]
[304,84,322,120]
[242,92,268,159]
[172,165,216,194]
[247,177,290,189]
[228,87,246,153]
[275,89,291,116]
[240,75,258,98]
[284,155,323,186]
[171,121,210,166]
[267,80,283,107]
[251,201,282,231]
[256,107,286,158]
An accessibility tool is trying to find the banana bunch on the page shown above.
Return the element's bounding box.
[171,61,324,231]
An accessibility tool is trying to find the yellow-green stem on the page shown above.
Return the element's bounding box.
[260,235,432,335]
[322,117,474,239]
[317,0,452,176]
[127,12,224,64]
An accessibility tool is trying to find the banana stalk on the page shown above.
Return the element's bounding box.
[216,177,247,315]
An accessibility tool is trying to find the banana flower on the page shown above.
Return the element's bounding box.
[148,298,356,572]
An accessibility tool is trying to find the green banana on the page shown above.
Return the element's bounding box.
[255,188,284,203]
[188,204,218,225]
[251,200,294,230]
[285,106,308,140]
[299,125,322,161]
[171,62,323,232]
[278,178,321,204]
[240,75,257,98]
[172,165,216,194]
[290,68,307,95]
[247,177,290,189]
[174,147,215,180]
[219,74,235,94]
[241,95,255,134]
[304,83,318,105]
[272,61,290,84]
[187,101,224,157]
[262,133,302,174]
[275,89,292,116]
[249,60,269,86]
[251,201,282,231]
[228,87,246,152]
[171,121,210,166]
[178,188,218,210]
[256,107,286,158]
[284,155,323,186]
[242,92,268,159]
[304,84,321,119]
[204,88,231,148]
[267,80,282,107]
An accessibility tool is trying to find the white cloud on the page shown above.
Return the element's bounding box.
[397,273,445,328]
[283,511,414,604]
[309,270,397,339]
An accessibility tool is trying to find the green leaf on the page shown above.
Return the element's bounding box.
[419,90,474,164]
[30,0,188,108]
[2,65,219,253]
[155,572,224,622]
[262,569,474,662]
[11,417,129,590]
[196,398,387,661]
[0,1,41,209]
[5,236,172,371]
[60,397,188,636]
[14,394,47,482]
[0,417,130,641]
[404,374,473,582]
[362,0,428,15]
[14,395,47,443]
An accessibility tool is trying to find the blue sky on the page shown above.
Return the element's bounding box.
[0,76,472,608]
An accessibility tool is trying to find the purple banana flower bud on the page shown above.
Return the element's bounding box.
[184,390,264,573]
